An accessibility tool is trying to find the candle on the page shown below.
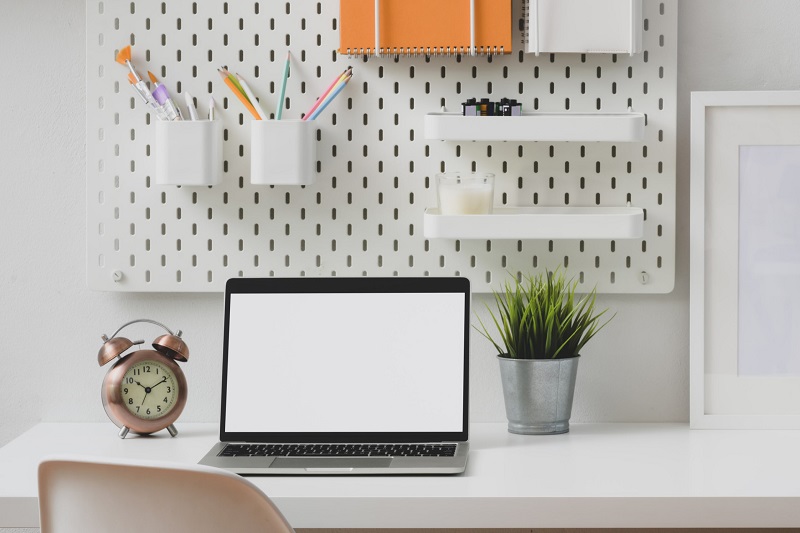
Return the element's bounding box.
[437,172,494,215]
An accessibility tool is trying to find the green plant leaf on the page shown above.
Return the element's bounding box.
[473,268,615,359]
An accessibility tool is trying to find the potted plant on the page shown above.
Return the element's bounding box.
[476,269,614,435]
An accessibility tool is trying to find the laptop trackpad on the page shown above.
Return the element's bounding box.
[270,457,393,470]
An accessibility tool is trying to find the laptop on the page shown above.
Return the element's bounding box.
[199,276,470,475]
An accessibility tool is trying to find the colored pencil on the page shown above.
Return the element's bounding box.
[221,67,248,103]
[307,72,352,121]
[302,67,351,120]
[236,73,267,120]
[218,69,261,120]
[277,51,291,120]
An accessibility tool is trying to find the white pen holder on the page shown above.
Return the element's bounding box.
[250,120,316,185]
[155,120,223,186]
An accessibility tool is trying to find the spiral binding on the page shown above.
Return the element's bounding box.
[343,46,506,58]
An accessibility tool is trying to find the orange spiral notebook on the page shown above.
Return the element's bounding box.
[339,0,512,56]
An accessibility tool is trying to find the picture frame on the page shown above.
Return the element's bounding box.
[690,91,800,429]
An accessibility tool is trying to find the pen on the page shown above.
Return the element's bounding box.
[276,51,291,120]
[235,73,267,120]
[184,92,199,121]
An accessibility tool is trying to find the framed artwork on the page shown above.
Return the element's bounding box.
[690,91,800,428]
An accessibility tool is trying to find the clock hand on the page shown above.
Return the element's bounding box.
[139,377,167,405]
[149,376,168,389]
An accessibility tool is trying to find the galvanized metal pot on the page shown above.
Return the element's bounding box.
[497,355,579,435]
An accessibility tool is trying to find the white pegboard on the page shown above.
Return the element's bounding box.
[86,0,676,293]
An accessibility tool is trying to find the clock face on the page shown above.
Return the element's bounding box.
[120,359,180,420]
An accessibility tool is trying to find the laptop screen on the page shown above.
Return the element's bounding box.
[220,277,470,443]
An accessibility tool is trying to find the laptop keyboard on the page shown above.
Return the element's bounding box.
[220,443,458,458]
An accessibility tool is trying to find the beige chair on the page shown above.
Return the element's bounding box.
[38,456,295,533]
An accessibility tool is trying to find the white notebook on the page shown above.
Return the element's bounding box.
[522,0,642,55]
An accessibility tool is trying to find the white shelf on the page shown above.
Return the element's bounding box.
[424,111,645,142]
[423,206,644,240]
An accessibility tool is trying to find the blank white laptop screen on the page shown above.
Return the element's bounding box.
[223,290,466,435]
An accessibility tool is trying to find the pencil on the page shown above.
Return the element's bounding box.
[276,51,291,120]
[307,72,352,121]
[221,67,248,103]
[302,67,351,121]
[236,73,267,120]
[218,69,261,120]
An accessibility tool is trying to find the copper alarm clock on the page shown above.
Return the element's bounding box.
[97,319,189,439]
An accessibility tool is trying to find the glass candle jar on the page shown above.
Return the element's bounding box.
[436,172,495,215]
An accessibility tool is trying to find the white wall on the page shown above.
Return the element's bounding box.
[3,0,800,475]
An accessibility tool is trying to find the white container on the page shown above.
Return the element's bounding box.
[436,172,495,215]
[251,120,316,185]
[155,120,222,186]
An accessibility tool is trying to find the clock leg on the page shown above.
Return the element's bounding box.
[118,426,130,439]
[167,424,178,437]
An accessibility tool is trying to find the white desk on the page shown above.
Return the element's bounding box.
[2,422,800,529]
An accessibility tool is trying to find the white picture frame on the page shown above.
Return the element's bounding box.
[690,91,800,429]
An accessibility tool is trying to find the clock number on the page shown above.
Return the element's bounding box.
[133,368,140,376]
[126,377,134,384]
[144,365,151,373]
[163,397,169,403]
[157,405,162,412]
[128,398,133,405]
[146,408,151,415]
[166,387,171,393]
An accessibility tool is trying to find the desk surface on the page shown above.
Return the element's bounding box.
[2,422,800,528]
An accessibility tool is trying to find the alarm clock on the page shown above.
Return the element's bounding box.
[97,319,189,439]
